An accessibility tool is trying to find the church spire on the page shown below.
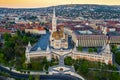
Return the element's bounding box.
[52,8,57,32]
[26,47,29,53]
[28,41,31,48]
[53,8,56,18]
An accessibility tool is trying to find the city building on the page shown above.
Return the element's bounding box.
[72,42,112,65]
[77,35,108,47]
[0,28,12,34]
[25,27,46,34]
[50,9,68,49]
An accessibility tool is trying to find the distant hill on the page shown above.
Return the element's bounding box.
[0,4,120,19]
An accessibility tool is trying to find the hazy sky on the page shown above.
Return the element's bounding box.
[0,0,120,8]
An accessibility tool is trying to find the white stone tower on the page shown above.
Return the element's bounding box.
[28,41,32,48]
[25,41,32,63]
[52,8,57,32]
[25,47,30,63]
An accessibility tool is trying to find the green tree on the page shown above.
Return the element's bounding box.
[42,57,47,64]
[64,57,73,66]
[4,41,14,48]
[110,73,120,80]
[22,63,27,69]
[4,47,15,61]
[78,46,82,51]
[4,33,11,41]
[22,36,28,44]
[115,52,120,65]
[78,60,89,74]
[31,62,43,71]
[94,48,98,52]
[88,48,93,53]
[111,45,117,53]
[0,53,4,63]
[2,30,40,70]
[34,75,40,80]
[29,75,33,80]
[14,45,24,56]
[16,30,21,36]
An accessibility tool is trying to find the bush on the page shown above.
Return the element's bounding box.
[78,46,82,51]
[88,48,93,53]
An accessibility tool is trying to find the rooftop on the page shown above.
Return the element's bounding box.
[33,27,45,30]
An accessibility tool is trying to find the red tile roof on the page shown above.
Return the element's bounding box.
[33,27,45,30]
[0,28,12,33]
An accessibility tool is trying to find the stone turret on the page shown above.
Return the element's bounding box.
[25,41,32,63]
[25,47,29,53]
[25,47,30,63]
[28,41,32,48]
[25,41,32,53]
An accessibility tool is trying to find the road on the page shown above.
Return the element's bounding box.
[89,68,120,73]
[59,56,65,66]
[0,65,29,79]
[52,50,72,66]
[0,65,81,80]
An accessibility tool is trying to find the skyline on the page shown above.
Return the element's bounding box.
[0,0,120,8]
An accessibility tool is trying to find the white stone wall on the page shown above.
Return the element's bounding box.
[73,52,112,64]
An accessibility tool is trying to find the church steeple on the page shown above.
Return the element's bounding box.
[26,47,29,53]
[28,41,31,48]
[52,8,57,32]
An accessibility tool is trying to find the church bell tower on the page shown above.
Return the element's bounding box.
[52,8,57,32]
